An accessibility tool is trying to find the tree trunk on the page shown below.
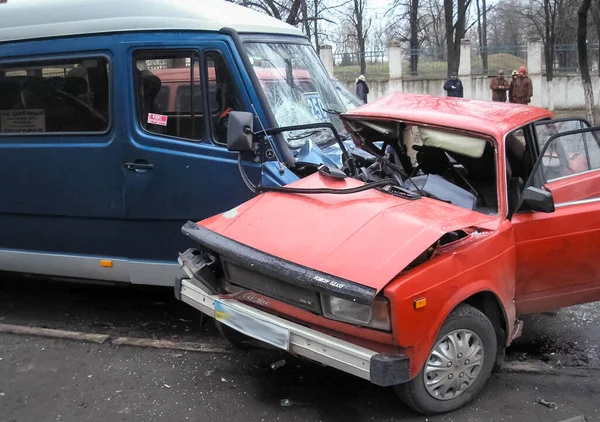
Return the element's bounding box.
[410,0,419,75]
[482,0,488,72]
[444,0,456,76]
[313,0,320,53]
[354,0,367,75]
[578,0,595,125]
[300,0,311,42]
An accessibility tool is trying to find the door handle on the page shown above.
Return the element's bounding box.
[125,160,154,172]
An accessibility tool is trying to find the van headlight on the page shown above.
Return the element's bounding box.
[321,295,391,331]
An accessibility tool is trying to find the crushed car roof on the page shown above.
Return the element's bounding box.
[341,92,555,141]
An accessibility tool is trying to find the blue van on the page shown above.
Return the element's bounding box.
[0,0,356,286]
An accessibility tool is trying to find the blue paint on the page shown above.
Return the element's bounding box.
[0,30,352,274]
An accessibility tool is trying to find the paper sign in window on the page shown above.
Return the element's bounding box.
[147,113,168,126]
[1,109,45,133]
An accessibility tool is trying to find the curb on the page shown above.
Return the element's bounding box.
[0,323,231,354]
[502,361,597,377]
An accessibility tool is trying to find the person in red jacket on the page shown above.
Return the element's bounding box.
[513,66,533,104]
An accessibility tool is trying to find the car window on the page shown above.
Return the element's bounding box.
[535,119,589,152]
[205,51,244,145]
[133,50,204,141]
[540,128,600,182]
[0,57,109,134]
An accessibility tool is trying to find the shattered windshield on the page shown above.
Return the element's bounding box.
[244,42,348,148]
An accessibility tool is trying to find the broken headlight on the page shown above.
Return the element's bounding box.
[321,295,391,331]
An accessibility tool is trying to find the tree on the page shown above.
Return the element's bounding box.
[339,0,372,74]
[577,0,595,125]
[475,0,488,72]
[444,0,473,76]
[229,0,303,25]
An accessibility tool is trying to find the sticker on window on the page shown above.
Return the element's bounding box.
[303,92,328,121]
[147,113,168,126]
[1,109,45,133]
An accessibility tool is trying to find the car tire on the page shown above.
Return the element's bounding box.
[396,304,497,415]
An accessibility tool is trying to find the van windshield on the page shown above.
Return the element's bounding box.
[244,42,348,148]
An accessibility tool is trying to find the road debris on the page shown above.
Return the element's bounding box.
[204,369,215,377]
[537,398,557,409]
[280,399,293,407]
[270,359,286,370]
[163,384,172,389]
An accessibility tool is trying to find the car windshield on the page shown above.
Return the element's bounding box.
[244,41,348,148]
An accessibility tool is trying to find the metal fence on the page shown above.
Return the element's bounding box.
[332,43,599,80]
[551,44,600,75]
[404,47,447,78]
[332,50,389,80]
[471,45,527,76]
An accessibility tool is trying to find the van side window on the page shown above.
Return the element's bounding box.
[0,58,109,134]
[206,51,244,144]
[133,51,204,141]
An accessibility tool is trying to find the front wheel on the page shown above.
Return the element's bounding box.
[396,304,497,415]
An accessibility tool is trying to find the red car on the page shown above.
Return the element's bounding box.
[176,93,600,415]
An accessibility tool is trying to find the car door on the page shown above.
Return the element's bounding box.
[123,41,262,286]
[0,52,127,281]
[512,124,600,315]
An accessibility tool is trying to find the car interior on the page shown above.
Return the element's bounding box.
[343,119,500,215]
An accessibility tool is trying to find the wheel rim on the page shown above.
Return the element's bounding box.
[423,329,484,401]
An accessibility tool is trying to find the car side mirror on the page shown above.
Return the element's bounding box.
[226,111,254,152]
[522,186,555,213]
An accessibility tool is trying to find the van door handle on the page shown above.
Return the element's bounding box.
[125,161,154,171]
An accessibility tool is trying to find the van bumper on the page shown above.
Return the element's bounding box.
[175,277,410,387]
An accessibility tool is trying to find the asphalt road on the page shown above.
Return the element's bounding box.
[1,276,600,421]
[1,333,600,422]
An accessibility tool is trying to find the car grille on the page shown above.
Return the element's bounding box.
[222,259,322,314]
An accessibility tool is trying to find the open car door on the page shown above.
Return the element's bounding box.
[511,125,600,315]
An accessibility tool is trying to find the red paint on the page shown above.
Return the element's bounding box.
[343,92,554,140]
[195,94,600,381]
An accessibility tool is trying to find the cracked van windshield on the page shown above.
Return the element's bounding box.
[244,42,348,148]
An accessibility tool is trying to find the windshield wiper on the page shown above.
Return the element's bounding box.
[322,107,342,115]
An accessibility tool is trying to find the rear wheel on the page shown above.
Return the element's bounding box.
[396,304,497,415]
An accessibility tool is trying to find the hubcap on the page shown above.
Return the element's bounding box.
[423,329,484,400]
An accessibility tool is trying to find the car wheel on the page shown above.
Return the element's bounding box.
[396,304,497,415]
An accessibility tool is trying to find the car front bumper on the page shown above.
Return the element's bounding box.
[176,277,410,387]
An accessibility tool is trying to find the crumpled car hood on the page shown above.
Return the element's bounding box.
[198,174,496,294]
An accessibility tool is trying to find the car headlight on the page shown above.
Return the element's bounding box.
[321,295,391,331]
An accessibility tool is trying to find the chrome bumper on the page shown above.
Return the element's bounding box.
[176,277,410,386]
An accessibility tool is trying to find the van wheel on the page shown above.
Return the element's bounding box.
[396,304,497,415]
[215,321,254,349]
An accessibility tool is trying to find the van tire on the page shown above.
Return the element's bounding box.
[396,304,497,415]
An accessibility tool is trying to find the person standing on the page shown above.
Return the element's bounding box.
[490,69,509,102]
[508,70,518,103]
[355,75,369,103]
[513,66,533,105]
[443,72,464,98]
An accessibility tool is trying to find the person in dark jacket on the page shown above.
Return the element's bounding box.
[490,69,508,102]
[443,72,464,98]
[355,74,369,103]
[508,70,518,103]
[513,66,533,105]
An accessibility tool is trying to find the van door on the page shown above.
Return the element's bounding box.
[512,126,600,314]
[124,44,260,285]
[0,55,127,281]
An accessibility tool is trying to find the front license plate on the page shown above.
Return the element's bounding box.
[214,300,290,350]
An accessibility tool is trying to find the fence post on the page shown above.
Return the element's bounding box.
[459,39,472,99]
[388,42,403,94]
[320,45,334,78]
[527,39,543,107]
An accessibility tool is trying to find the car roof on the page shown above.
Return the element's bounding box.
[342,92,555,141]
[0,0,303,44]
